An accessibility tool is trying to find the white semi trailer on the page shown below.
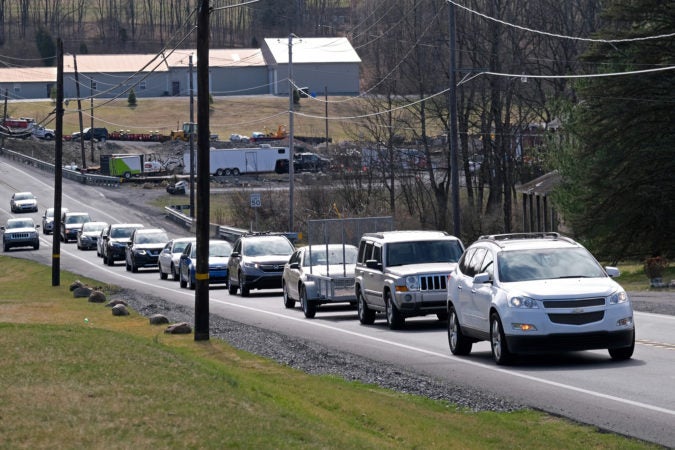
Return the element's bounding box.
[183,146,290,176]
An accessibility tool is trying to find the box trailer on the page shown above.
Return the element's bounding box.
[183,146,289,176]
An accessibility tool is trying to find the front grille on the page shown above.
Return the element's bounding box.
[543,297,605,309]
[9,232,32,239]
[548,311,604,325]
[259,263,284,272]
[420,275,447,291]
[332,278,355,289]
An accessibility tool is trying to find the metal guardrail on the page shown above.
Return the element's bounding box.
[0,147,121,187]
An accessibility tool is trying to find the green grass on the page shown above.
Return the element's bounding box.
[0,256,659,449]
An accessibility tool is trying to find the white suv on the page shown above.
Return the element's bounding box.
[355,230,464,329]
[446,233,635,365]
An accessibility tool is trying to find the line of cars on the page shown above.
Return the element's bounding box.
[3,190,636,366]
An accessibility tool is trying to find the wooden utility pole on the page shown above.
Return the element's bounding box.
[52,39,64,286]
[194,0,211,341]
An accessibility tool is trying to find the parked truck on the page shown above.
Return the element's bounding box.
[99,154,164,178]
[183,146,290,176]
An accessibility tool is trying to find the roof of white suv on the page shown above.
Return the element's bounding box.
[475,232,580,251]
[363,230,458,243]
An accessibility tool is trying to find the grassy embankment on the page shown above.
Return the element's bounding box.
[0,256,657,448]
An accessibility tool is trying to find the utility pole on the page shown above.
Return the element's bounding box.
[73,54,86,170]
[52,39,64,286]
[325,86,328,149]
[288,33,295,233]
[189,54,195,219]
[90,79,95,162]
[194,0,211,341]
[448,3,461,237]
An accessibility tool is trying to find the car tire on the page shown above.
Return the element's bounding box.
[179,273,187,288]
[125,259,131,271]
[228,283,237,295]
[3,243,9,252]
[300,286,316,319]
[160,268,168,280]
[357,289,375,325]
[448,307,472,356]
[188,275,195,290]
[283,283,295,308]
[385,291,404,330]
[34,242,39,250]
[239,273,250,297]
[437,312,448,322]
[131,260,139,273]
[215,168,224,176]
[609,332,635,361]
[490,313,513,365]
[171,264,179,281]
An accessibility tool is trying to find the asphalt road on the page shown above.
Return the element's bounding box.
[2,155,674,447]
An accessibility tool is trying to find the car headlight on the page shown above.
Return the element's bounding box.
[405,276,419,291]
[134,249,147,255]
[243,261,259,269]
[508,296,538,308]
[608,290,628,305]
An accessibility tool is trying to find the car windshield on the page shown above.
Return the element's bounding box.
[111,227,135,238]
[386,240,463,266]
[497,248,607,282]
[304,246,358,266]
[188,241,232,258]
[15,193,35,200]
[244,237,293,256]
[173,240,192,254]
[67,215,90,224]
[7,219,34,229]
[137,232,168,244]
[45,209,54,218]
[82,223,106,232]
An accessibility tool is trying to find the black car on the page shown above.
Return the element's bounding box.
[125,228,169,272]
[101,223,144,266]
[71,127,108,142]
[227,233,295,297]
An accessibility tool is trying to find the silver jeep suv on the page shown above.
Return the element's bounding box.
[355,230,464,329]
[446,233,635,365]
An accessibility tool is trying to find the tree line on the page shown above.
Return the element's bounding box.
[1,0,670,259]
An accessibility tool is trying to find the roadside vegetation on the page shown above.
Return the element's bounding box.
[0,256,657,448]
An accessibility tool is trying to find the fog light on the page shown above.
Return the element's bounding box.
[512,323,537,331]
[617,316,633,327]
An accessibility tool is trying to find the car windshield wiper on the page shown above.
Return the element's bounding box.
[557,275,590,279]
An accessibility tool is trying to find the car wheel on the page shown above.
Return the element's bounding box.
[179,272,187,288]
[385,291,404,330]
[171,264,179,281]
[188,274,195,290]
[160,267,168,280]
[357,289,375,325]
[125,259,131,271]
[609,332,635,361]
[3,243,9,252]
[300,286,316,319]
[239,272,250,297]
[448,307,472,356]
[34,242,39,250]
[232,168,240,176]
[283,282,295,308]
[490,313,513,365]
[224,168,232,176]
[131,259,138,273]
[437,312,449,322]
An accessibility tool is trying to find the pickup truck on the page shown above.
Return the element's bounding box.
[293,152,331,173]
[32,125,55,140]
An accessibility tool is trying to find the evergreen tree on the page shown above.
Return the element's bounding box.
[551,0,674,261]
[35,27,56,67]
[128,88,137,107]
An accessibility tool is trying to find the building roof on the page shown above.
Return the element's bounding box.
[263,37,361,64]
[64,53,171,74]
[0,66,56,83]
[165,49,266,68]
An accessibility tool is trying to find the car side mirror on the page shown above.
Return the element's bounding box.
[605,266,620,278]
[365,259,381,270]
[473,273,492,284]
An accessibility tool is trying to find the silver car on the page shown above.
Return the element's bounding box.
[158,237,196,280]
[76,221,108,250]
[10,192,38,213]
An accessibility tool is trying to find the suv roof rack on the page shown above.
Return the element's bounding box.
[363,230,449,240]
[477,232,575,247]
